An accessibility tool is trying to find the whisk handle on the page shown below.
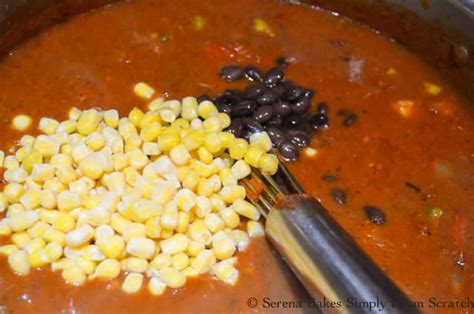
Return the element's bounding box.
[265,195,419,314]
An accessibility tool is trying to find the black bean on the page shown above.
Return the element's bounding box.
[264,67,285,88]
[283,85,304,102]
[226,118,244,137]
[309,113,329,129]
[244,66,263,82]
[266,116,282,127]
[301,88,315,100]
[252,105,274,124]
[343,113,357,127]
[197,94,210,103]
[231,101,257,117]
[266,127,287,147]
[213,94,228,107]
[257,91,279,106]
[223,89,243,104]
[321,175,337,182]
[284,115,303,128]
[331,188,347,206]
[317,102,328,114]
[292,98,311,115]
[275,56,293,68]
[364,206,386,225]
[273,101,292,117]
[243,118,265,134]
[271,84,287,98]
[405,182,421,193]
[287,129,311,147]
[219,65,244,82]
[243,84,265,99]
[216,102,232,114]
[279,141,299,160]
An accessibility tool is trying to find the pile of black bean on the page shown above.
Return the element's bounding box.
[199,57,330,160]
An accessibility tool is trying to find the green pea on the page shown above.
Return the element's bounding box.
[427,207,443,219]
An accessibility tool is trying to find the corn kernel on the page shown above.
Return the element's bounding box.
[3,183,24,203]
[27,221,49,238]
[157,267,186,288]
[57,191,82,211]
[122,272,144,294]
[0,192,9,213]
[127,149,149,170]
[0,244,19,256]
[121,257,148,273]
[186,240,204,257]
[45,242,63,261]
[94,258,121,279]
[424,82,442,96]
[170,144,191,166]
[197,100,218,119]
[160,233,188,255]
[148,97,164,111]
[259,153,279,175]
[126,237,155,259]
[203,116,222,132]
[4,155,20,169]
[34,135,60,157]
[62,265,86,286]
[191,249,216,274]
[229,138,249,160]
[176,212,190,234]
[161,100,181,115]
[219,185,246,203]
[79,152,107,179]
[182,129,205,151]
[24,237,46,254]
[77,109,101,136]
[231,160,251,180]
[12,114,32,131]
[218,207,240,229]
[28,248,49,267]
[212,259,239,285]
[8,250,30,276]
[188,220,212,245]
[158,133,180,152]
[149,253,171,272]
[232,230,250,251]
[68,107,82,120]
[56,120,77,134]
[8,210,39,232]
[232,199,260,221]
[204,132,221,154]
[21,150,43,173]
[38,117,59,135]
[212,231,236,260]
[145,217,162,239]
[65,224,94,247]
[204,213,225,233]
[160,201,178,230]
[111,213,130,234]
[134,82,155,99]
[4,167,28,183]
[148,277,167,296]
[43,227,66,246]
[181,97,198,121]
[198,147,213,164]
[75,257,97,274]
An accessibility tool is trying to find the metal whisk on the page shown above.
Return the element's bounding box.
[240,162,419,314]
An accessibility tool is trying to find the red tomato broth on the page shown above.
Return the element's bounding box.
[0,0,472,312]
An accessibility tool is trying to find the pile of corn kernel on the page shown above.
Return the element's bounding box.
[0,84,278,295]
